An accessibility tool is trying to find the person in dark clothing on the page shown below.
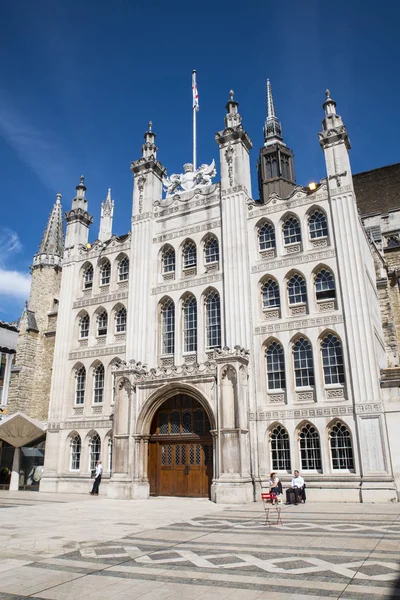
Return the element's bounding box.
[90,460,102,496]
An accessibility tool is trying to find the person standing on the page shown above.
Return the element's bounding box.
[285,470,306,505]
[90,460,102,496]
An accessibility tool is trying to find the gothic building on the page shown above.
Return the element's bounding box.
[3,81,400,502]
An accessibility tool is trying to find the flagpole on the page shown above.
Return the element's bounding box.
[192,70,197,171]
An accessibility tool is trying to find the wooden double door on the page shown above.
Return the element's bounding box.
[148,394,213,498]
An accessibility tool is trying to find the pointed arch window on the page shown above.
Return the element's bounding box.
[100,260,111,285]
[299,423,321,470]
[205,290,221,349]
[118,257,129,281]
[262,279,280,310]
[309,211,328,239]
[321,334,345,385]
[315,269,336,301]
[288,274,307,305]
[93,364,105,403]
[204,237,219,264]
[330,422,354,470]
[79,314,90,339]
[89,433,101,471]
[183,296,197,352]
[70,434,81,471]
[266,341,285,390]
[293,338,314,387]
[115,307,127,333]
[270,425,291,471]
[83,265,93,289]
[75,366,86,405]
[259,222,276,251]
[183,241,197,269]
[161,299,175,355]
[97,310,108,337]
[283,217,301,246]
[162,247,175,273]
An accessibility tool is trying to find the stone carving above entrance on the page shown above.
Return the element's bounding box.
[113,359,217,382]
[163,160,217,197]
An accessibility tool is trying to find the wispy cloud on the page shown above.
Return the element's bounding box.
[0,229,31,304]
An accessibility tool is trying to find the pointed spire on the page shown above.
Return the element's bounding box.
[319,88,350,151]
[98,188,114,242]
[264,79,283,146]
[323,88,337,116]
[224,90,242,129]
[142,121,157,158]
[32,193,64,268]
[76,175,87,200]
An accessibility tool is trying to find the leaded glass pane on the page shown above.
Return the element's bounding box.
[309,211,328,239]
[75,366,86,404]
[315,269,336,300]
[204,238,219,264]
[170,411,180,434]
[115,307,127,333]
[100,261,111,285]
[283,217,301,245]
[205,291,221,349]
[270,425,291,471]
[93,364,104,403]
[196,444,201,465]
[299,424,321,470]
[259,223,275,251]
[183,242,197,268]
[193,411,204,434]
[330,422,354,469]
[161,299,175,354]
[293,338,314,387]
[84,265,93,289]
[89,433,101,471]
[118,257,129,281]
[97,311,108,336]
[321,334,345,385]
[80,314,90,338]
[288,274,307,305]
[70,435,81,471]
[189,445,195,465]
[162,247,175,273]
[167,446,172,465]
[183,296,197,352]
[262,279,280,309]
[182,412,192,434]
[159,412,168,434]
[266,342,285,390]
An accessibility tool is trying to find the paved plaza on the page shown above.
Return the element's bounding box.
[0,492,399,599]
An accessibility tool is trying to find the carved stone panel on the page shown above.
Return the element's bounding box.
[260,249,275,260]
[290,305,307,316]
[160,356,174,367]
[205,262,219,273]
[318,300,336,312]
[312,238,328,248]
[183,268,197,277]
[163,273,175,281]
[285,244,301,254]
[263,309,280,321]
[326,387,345,399]
[268,392,285,404]
[296,391,315,402]
[92,406,103,414]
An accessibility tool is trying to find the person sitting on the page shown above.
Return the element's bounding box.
[285,470,306,505]
[269,472,280,504]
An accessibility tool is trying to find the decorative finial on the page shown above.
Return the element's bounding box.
[325,89,332,100]
[24,300,28,310]
[106,188,112,201]
[229,90,234,101]
[56,192,62,204]
[148,121,152,132]
[80,175,84,184]
[266,79,276,119]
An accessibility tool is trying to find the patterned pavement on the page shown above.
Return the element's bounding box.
[0,493,399,599]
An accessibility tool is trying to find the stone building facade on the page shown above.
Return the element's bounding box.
[35,82,400,503]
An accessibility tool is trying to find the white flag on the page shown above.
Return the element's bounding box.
[192,70,199,111]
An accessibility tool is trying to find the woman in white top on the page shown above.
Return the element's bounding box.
[269,472,280,495]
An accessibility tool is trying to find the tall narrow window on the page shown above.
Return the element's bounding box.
[330,422,354,470]
[89,433,101,471]
[70,434,81,471]
[321,334,345,385]
[97,311,108,336]
[115,307,127,333]
[183,241,197,269]
[79,314,90,339]
[108,437,113,472]
[293,338,314,387]
[204,237,219,264]
[83,265,93,289]
[299,423,321,470]
[266,342,285,390]
[259,222,276,251]
[93,364,105,403]
[75,366,86,404]
[309,211,328,239]
[315,269,336,301]
[262,279,280,310]
[183,296,197,352]
[288,274,307,305]
[118,257,129,281]
[100,260,111,285]
[283,217,301,245]
[162,247,175,273]
[270,425,291,471]
[161,299,175,354]
[205,290,221,349]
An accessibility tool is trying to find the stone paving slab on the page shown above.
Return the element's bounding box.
[0,491,399,598]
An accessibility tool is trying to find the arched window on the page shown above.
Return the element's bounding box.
[89,433,101,471]
[321,334,345,385]
[79,314,90,339]
[118,257,129,281]
[115,307,127,333]
[100,260,111,285]
[205,290,221,349]
[97,310,108,337]
[315,269,336,301]
[262,279,280,310]
[259,222,275,251]
[288,274,307,305]
[93,364,105,403]
[162,247,175,273]
[283,216,301,246]
[183,241,197,269]
[270,425,291,471]
[161,299,175,354]
[309,210,328,239]
[75,366,86,404]
[299,423,321,470]
[204,237,219,264]
[293,338,314,387]
[70,434,81,471]
[108,436,113,472]
[183,296,197,352]
[266,342,285,390]
[330,422,354,470]
[83,265,93,289]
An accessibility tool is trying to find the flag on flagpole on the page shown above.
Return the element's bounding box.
[192,70,199,111]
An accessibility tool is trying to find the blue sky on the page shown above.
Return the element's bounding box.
[0,0,399,322]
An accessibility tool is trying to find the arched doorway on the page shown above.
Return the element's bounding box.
[148,393,213,498]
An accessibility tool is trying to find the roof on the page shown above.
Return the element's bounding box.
[353,163,400,217]
[0,321,19,333]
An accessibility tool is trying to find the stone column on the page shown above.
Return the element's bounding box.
[143,436,150,483]
[10,447,20,491]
